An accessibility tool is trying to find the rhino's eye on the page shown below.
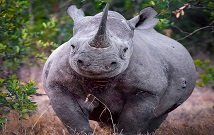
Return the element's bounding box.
[120,47,129,60]
[71,44,75,49]
[123,47,128,53]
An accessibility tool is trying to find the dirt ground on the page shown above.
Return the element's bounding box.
[1,66,214,135]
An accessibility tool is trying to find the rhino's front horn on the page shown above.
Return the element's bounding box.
[90,3,110,48]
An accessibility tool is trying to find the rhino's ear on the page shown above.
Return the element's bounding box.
[128,7,158,30]
[67,5,85,22]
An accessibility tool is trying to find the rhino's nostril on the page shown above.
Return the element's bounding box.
[77,59,84,66]
[111,61,117,66]
[105,62,117,70]
[77,59,83,64]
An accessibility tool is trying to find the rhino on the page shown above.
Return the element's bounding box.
[42,3,197,135]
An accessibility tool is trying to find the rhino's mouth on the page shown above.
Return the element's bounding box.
[76,65,120,78]
[84,65,118,73]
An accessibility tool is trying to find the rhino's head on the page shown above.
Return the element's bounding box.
[67,4,158,78]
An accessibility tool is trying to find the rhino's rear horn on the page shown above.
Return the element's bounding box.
[90,3,110,48]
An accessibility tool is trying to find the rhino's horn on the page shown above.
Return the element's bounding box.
[90,3,110,48]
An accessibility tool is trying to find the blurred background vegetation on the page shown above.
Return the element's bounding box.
[0,0,213,129]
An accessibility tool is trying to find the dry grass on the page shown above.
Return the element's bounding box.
[1,66,213,135]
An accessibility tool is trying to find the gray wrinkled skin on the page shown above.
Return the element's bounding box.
[42,4,197,135]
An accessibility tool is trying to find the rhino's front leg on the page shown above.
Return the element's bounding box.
[116,94,159,135]
[46,85,92,135]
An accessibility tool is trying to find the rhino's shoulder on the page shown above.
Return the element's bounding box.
[47,42,70,62]
[42,42,72,85]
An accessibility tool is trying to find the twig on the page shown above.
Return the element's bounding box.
[172,25,190,34]
[62,129,66,135]
[188,5,212,9]
[87,96,96,108]
[177,26,214,41]
[31,105,50,130]
[85,94,116,133]
[92,124,97,135]
[99,108,107,122]
[34,93,47,96]
[209,20,214,25]
[118,129,123,135]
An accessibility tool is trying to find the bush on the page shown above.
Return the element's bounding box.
[0,75,37,129]
[194,59,214,88]
[0,0,36,129]
[0,0,64,128]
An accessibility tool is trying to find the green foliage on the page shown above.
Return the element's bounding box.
[0,0,39,128]
[1,77,37,115]
[0,0,60,75]
[0,75,37,129]
[0,118,6,130]
[21,18,59,63]
[0,0,29,72]
[205,1,214,20]
[194,59,214,87]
